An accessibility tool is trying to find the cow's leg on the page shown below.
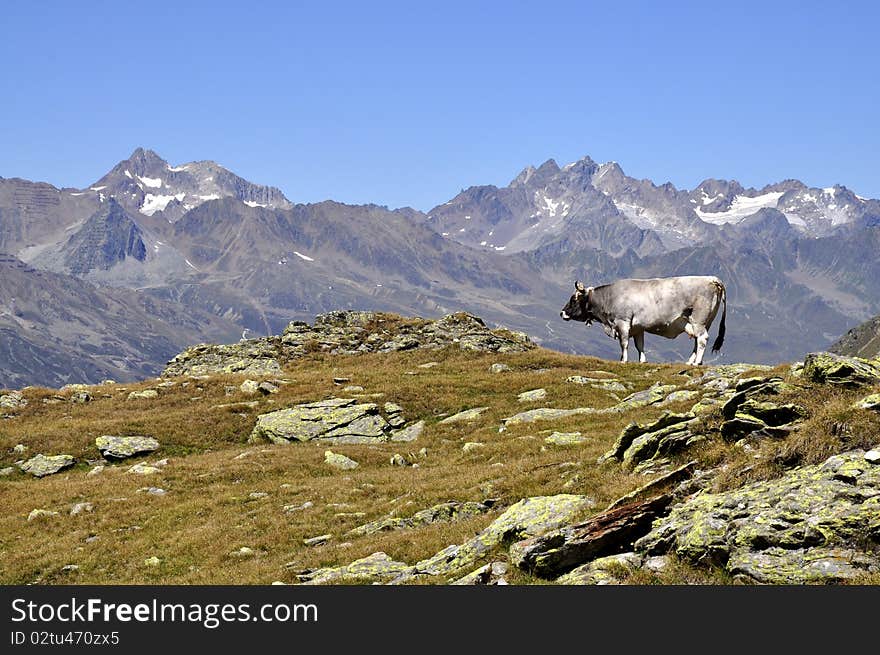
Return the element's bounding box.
[633,330,647,363]
[686,332,698,365]
[617,322,631,363]
[694,325,710,365]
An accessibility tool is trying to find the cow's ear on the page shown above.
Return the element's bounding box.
[586,286,594,296]
[575,281,586,292]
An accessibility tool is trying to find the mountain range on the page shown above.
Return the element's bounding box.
[1,147,878,387]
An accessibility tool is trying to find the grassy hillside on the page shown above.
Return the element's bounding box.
[2,346,879,585]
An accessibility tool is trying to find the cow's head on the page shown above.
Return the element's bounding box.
[560,281,593,322]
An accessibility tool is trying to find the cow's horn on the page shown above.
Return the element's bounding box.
[575,280,586,292]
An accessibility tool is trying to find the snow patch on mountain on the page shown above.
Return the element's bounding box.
[695,192,785,225]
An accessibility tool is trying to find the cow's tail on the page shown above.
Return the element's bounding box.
[711,280,727,353]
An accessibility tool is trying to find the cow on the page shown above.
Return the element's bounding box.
[559,275,727,365]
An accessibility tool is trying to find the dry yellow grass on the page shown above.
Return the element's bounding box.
[1,347,877,585]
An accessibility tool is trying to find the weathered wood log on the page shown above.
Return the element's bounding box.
[509,494,672,579]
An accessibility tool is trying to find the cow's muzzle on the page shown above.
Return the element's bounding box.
[560,311,570,321]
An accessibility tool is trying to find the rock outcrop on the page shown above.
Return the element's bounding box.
[164,311,533,377]
[802,352,880,388]
[634,448,880,583]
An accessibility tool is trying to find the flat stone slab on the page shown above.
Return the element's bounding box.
[19,454,75,478]
[518,389,547,402]
[127,389,158,400]
[545,432,587,446]
[250,398,392,443]
[438,407,490,424]
[96,436,160,459]
[502,407,596,426]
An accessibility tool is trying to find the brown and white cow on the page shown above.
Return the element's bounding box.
[560,275,727,365]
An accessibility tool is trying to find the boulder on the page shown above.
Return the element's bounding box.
[127,389,158,400]
[19,454,75,478]
[452,561,509,585]
[95,436,160,459]
[240,380,260,394]
[249,398,395,444]
[634,449,880,583]
[490,363,511,373]
[556,552,643,585]
[802,352,880,388]
[391,420,424,442]
[324,451,359,470]
[0,391,27,409]
[297,552,411,585]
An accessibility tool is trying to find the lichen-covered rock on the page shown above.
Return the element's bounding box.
[297,552,411,585]
[19,454,75,478]
[545,432,587,446]
[599,412,696,466]
[802,352,880,388]
[556,552,643,585]
[452,561,509,585]
[615,384,678,410]
[854,394,880,411]
[634,449,880,583]
[391,420,424,442]
[27,509,60,521]
[409,494,594,578]
[502,406,596,427]
[438,407,489,424]
[128,463,161,475]
[95,436,160,459]
[249,398,395,444]
[518,389,547,402]
[592,381,628,393]
[127,389,158,400]
[0,391,27,409]
[324,451,358,470]
[164,339,284,378]
[658,389,699,406]
[347,500,496,537]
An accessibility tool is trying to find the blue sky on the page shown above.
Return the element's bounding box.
[2,1,877,210]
